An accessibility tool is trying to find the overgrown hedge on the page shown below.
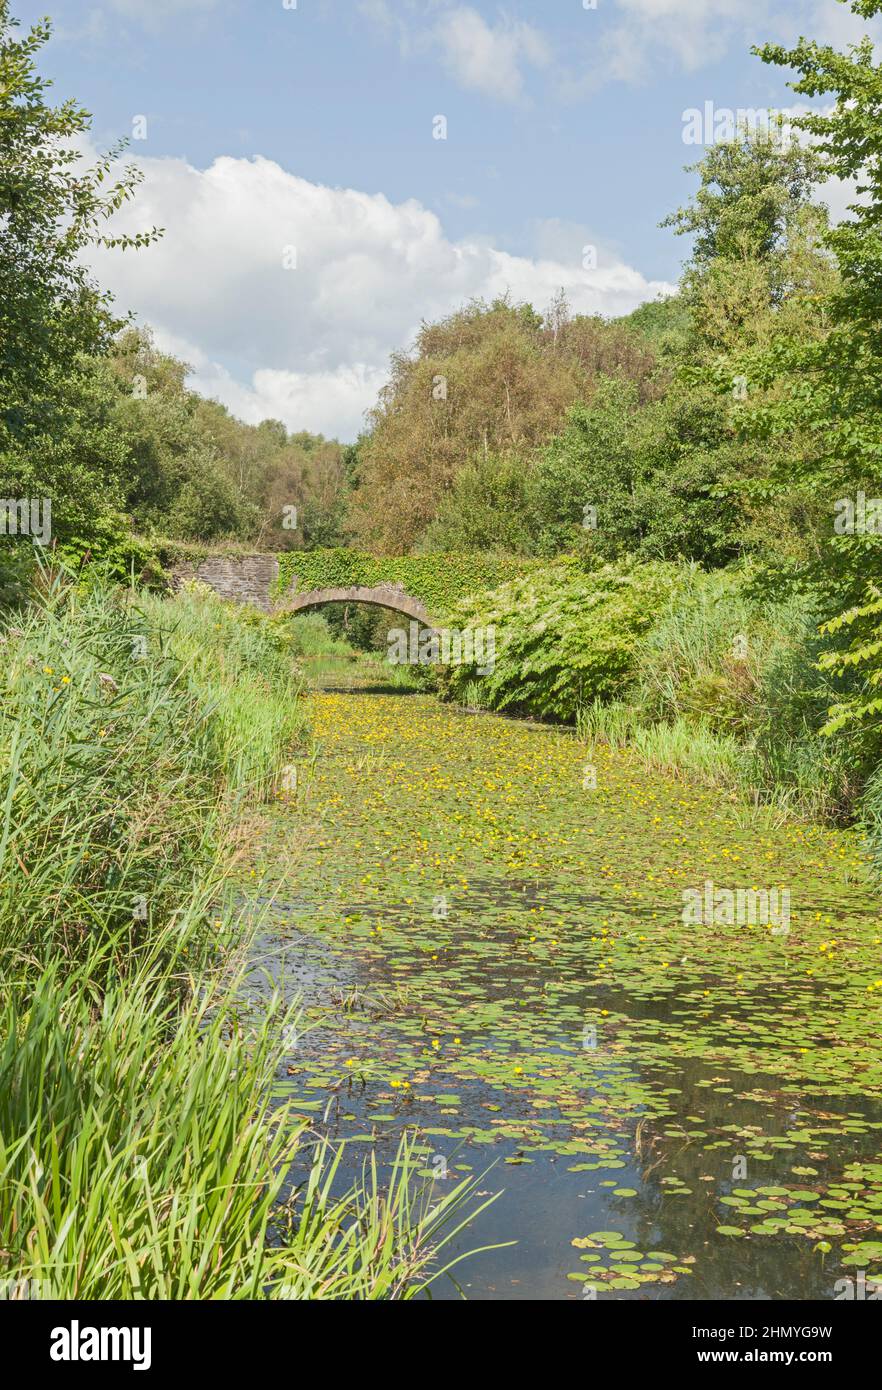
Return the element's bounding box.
[275,548,541,614]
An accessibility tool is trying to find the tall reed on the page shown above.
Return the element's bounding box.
[0,566,490,1299]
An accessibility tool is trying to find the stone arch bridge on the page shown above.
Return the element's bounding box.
[170,548,537,622]
[283,582,431,625]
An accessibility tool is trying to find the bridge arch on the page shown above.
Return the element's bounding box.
[281,584,434,627]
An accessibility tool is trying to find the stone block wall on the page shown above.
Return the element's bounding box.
[171,554,279,613]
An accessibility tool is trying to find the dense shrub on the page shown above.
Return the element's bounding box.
[435,558,681,722]
[633,566,860,817]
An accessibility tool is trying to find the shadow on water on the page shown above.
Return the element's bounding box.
[316,683,422,697]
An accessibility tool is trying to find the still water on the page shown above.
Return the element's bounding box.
[245,689,882,1301]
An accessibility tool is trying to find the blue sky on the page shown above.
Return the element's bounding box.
[15,0,881,439]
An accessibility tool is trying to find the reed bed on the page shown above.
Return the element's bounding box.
[0,567,488,1300]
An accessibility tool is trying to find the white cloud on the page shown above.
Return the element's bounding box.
[432,6,551,102]
[356,0,401,30]
[357,1,550,98]
[821,174,865,226]
[568,0,882,91]
[611,0,753,72]
[86,151,673,440]
[187,361,391,442]
[559,0,759,96]
[361,0,882,104]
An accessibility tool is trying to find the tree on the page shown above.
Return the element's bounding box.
[706,5,882,598]
[654,130,840,581]
[528,379,751,567]
[0,1,158,544]
[663,133,834,356]
[421,452,534,554]
[742,0,882,737]
[348,296,659,553]
[108,329,349,546]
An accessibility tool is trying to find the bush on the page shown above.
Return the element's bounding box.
[633,564,801,731]
[571,564,859,819]
[435,558,681,722]
[633,565,860,817]
[0,926,486,1299]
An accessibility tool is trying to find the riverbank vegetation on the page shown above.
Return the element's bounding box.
[4,0,869,861]
[5,0,882,1304]
[435,558,858,825]
[0,570,484,1297]
[0,6,489,1297]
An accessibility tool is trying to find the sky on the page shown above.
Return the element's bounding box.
[15,0,882,440]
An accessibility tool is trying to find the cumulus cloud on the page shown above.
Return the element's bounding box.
[358,2,551,101]
[809,0,882,46]
[86,152,673,440]
[361,0,881,104]
[185,361,392,442]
